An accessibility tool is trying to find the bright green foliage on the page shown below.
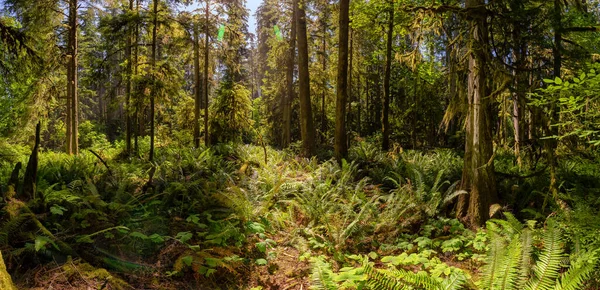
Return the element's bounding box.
[480,215,599,290]
[531,64,600,146]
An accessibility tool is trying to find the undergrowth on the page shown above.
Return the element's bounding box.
[0,138,598,289]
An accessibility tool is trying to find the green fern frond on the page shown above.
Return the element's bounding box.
[554,251,598,290]
[525,225,564,290]
[363,258,443,290]
[309,256,337,290]
[482,231,507,289]
[518,229,534,287]
[495,236,523,290]
[441,273,467,290]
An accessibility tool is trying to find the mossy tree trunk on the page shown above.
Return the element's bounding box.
[0,251,15,290]
[296,0,316,156]
[457,0,498,227]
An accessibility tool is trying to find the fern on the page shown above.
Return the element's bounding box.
[553,251,598,290]
[309,256,337,290]
[481,217,599,290]
[525,225,563,290]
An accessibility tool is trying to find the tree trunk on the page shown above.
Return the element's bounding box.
[547,0,561,199]
[0,251,15,290]
[296,0,316,156]
[150,0,159,161]
[382,1,393,151]
[334,0,350,161]
[283,0,296,148]
[194,24,202,148]
[204,0,210,146]
[134,0,140,155]
[457,0,497,227]
[21,123,40,201]
[66,0,79,155]
[320,13,327,144]
[125,0,134,155]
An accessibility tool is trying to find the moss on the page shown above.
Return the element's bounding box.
[62,258,131,290]
[0,251,16,290]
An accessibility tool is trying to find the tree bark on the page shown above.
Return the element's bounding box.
[204,0,211,146]
[334,0,350,161]
[457,0,497,227]
[382,1,393,151]
[66,0,79,155]
[320,11,327,144]
[283,0,296,148]
[0,251,15,290]
[134,0,140,155]
[150,0,159,161]
[21,123,40,201]
[547,0,561,199]
[296,0,316,156]
[125,0,134,155]
[194,24,202,148]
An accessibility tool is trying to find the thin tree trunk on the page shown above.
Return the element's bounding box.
[347,27,353,145]
[125,0,133,155]
[66,0,79,155]
[382,1,393,151]
[547,0,561,199]
[320,13,327,144]
[334,0,350,161]
[204,0,210,146]
[296,0,316,156]
[71,0,79,155]
[150,0,159,161]
[194,24,202,148]
[134,0,140,155]
[283,0,296,148]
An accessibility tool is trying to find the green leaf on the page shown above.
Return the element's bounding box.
[34,236,48,252]
[149,233,165,243]
[175,231,193,243]
[182,255,193,266]
[255,258,268,265]
[129,231,148,240]
[368,251,378,260]
[543,78,555,84]
[256,242,267,253]
[50,205,67,216]
[555,77,563,85]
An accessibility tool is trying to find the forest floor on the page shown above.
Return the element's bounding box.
[2,141,599,289]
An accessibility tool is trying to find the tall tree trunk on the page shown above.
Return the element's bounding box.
[194,24,202,148]
[204,0,210,146]
[457,0,497,227]
[296,0,316,156]
[150,0,159,161]
[334,0,350,161]
[547,0,561,199]
[134,0,140,155]
[67,0,79,155]
[320,12,327,144]
[382,1,393,151]
[357,70,361,135]
[125,0,134,155]
[512,36,526,169]
[283,0,296,148]
[347,27,353,144]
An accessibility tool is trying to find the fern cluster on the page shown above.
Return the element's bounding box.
[480,213,598,290]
